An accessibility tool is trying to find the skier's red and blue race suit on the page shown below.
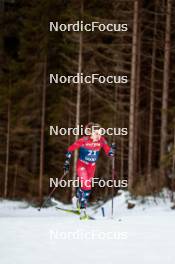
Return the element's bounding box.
[67,136,112,191]
[65,136,114,208]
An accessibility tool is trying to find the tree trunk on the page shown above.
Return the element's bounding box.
[4,99,10,198]
[128,0,139,190]
[0,0,4,75]
[160,0,172,182]
[72,0,83,194]
[39,57,47,201]
[88,85,91,122]
[120,117,124,181]
[171,119,175,202]
[12,163,18,199]
[173,120,175,174]
[133,8,141,179]
[147,1,158,186]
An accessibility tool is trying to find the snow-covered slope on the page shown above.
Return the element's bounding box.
[0,190,174,264]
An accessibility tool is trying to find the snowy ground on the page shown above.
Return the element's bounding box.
[0,190,175,264]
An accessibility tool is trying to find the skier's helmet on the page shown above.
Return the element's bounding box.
[85,122,101,136]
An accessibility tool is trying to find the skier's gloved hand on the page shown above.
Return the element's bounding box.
[64,159,70,173]
[64,151,72,173]
[108,143,116,157]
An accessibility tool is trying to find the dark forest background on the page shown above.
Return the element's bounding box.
[0,0,175,204]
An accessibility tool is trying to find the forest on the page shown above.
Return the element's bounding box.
[0,0,175,204]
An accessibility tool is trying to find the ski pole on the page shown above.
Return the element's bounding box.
[38,171,68,211]
[111,142,116,218]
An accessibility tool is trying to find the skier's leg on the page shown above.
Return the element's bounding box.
[76,188,91,209]
[78,163,96,209]
[76,160,92,209]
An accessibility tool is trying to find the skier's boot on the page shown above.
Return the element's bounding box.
[72,196,80,213]
[80,208,89,220]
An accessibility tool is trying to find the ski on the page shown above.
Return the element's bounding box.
[55,206,95,220]
[56,206,80,215]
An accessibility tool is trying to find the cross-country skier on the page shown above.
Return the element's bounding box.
[64,122,115,219]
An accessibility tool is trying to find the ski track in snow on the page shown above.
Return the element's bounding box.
[0,191,175,264]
